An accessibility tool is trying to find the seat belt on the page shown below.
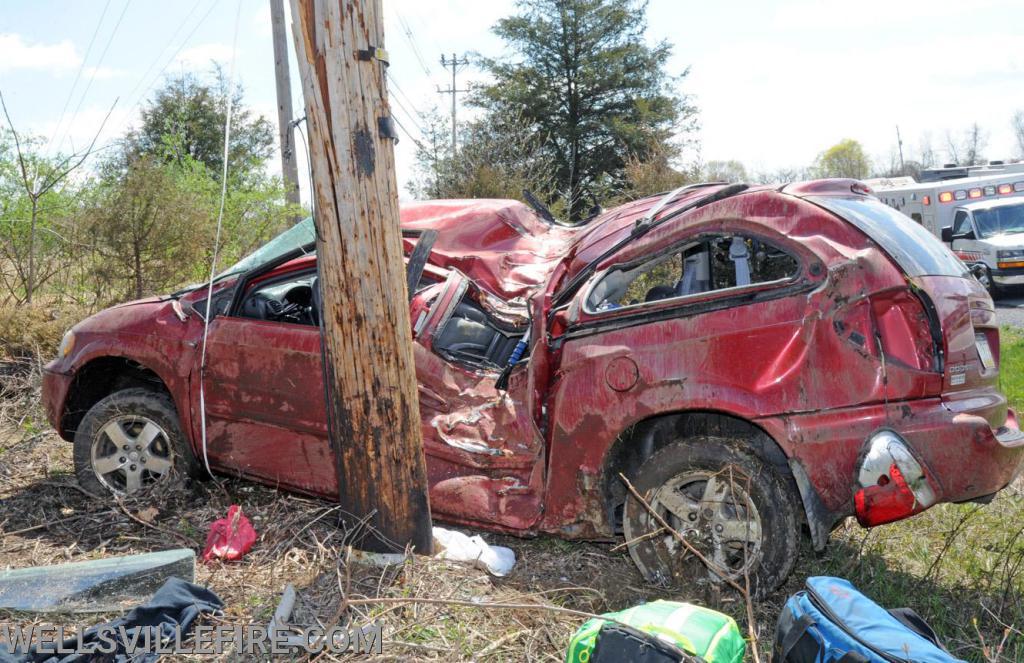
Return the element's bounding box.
[729,237,751,286]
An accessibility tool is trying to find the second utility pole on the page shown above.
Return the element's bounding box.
[438,53,468,155]
[270,0,301,215]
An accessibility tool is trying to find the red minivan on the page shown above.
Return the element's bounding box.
[42,180,1024,594]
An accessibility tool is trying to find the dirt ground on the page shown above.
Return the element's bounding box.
[3,362,1024,661]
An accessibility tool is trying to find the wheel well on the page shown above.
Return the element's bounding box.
[601,411,799,534]
[60,357,170,440]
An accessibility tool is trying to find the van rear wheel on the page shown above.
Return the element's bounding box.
[73,388,202,497]
[623,437,800,598]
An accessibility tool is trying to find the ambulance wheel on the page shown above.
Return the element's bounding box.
[975,265,1000,299]
[623,437,800,599]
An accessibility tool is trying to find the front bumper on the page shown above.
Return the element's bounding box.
[992,266,1024,286]
[41,363,74,440]
[757,389,1024,519]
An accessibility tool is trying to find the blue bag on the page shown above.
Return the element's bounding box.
[773,577,964,663]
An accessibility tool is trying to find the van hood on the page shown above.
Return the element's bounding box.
[977,233,1024,249]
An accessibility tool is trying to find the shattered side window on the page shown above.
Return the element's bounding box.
[587,235,800,311]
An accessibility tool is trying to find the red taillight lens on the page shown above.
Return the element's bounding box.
[855,463,927,526]
[871,290,936,371]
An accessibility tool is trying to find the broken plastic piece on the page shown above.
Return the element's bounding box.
[202,504,257,562]
[0,548,194,613]
[433,527,515,576]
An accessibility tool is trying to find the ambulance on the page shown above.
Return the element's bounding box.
[869,162,1024,295]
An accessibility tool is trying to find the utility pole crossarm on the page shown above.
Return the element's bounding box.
[289,0,432,554]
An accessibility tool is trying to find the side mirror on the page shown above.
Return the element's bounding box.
[955,229,976,241]
[941,227,953,243]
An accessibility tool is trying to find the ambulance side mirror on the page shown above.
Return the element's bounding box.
[940,226,953,243]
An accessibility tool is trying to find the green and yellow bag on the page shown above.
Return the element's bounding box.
[566,600,746,663]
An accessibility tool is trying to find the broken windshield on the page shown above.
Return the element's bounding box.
[974,203,1024,239]
[216,216,317,280]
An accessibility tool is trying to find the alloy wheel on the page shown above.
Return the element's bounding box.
[648,469,763,581]
[90,415,174,495]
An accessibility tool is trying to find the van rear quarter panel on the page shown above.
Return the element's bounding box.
[539,193,933,536]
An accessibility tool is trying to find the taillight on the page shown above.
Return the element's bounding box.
[871,289,937,371]
[854,430,938,527]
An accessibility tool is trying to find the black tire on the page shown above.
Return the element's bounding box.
[73,388,202,497]
[975,264,1000,300]
[623,437,800,598]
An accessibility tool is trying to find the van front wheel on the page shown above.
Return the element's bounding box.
[73,388,202,497]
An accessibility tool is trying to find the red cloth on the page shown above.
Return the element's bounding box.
[202,505,257,562]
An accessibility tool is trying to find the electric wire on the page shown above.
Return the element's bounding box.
[199,0,244,479]
[393,11,434,79]
[114,0,217,133]
[53,0,132,154]
[45,0,113,156]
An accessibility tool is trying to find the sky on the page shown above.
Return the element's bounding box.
[1,0,1022,205]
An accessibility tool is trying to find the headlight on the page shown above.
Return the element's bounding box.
[997,249,1024,260]
[57,330,75,359]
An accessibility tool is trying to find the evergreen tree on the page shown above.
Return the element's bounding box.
[474,0,695,222]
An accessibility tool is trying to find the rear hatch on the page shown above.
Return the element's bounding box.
[808,195,1002,419]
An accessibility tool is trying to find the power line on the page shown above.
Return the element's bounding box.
[46,0,114,156]
[393,11,434,80]
[390,95,426,138]
[391,114,426,152]
[385,73,427,135]
[118,0,208,113]
[53,0,132,154]
[112,0,218,133]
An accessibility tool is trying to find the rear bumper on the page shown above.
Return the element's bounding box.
[41,363,73,440]
[757,390,1024,519]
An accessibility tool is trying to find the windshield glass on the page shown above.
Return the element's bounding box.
[809,196,968,278]
[974,204,1024,239]
[216,216,316,279]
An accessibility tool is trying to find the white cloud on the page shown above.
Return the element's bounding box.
[0,33,80,74]
[176,43,236,70]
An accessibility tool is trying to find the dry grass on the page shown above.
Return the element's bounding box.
[2,337,1024,660]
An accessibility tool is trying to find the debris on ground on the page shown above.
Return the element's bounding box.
[433,527,516,576]
[0,577,222,663]
[0,548,194,613]
[201,504,256,563]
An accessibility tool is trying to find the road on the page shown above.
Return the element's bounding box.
[996,289,1024,328]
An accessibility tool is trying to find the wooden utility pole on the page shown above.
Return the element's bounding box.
[270,0,301,213]
[289,0,432,554]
